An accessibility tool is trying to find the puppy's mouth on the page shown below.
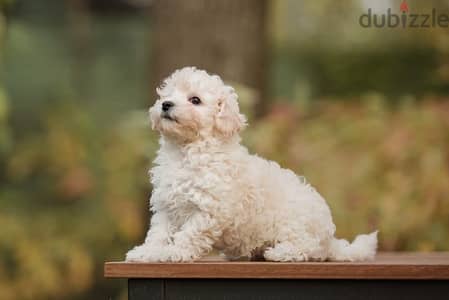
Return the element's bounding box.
[161,112,178,123]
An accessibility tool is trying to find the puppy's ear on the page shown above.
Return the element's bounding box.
[214,91,247,138]
[149,104,159,131]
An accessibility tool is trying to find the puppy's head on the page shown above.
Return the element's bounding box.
[150,67,246,143]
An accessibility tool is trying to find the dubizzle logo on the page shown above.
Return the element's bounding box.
[359,0,449,28]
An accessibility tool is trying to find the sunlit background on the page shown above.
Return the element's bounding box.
[1,0,449,299]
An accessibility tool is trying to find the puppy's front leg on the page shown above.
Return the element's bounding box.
[126,212,171,262]
[143,211,171,246]
[164,212,222,262]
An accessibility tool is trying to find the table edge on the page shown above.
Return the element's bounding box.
[104,261,449,280]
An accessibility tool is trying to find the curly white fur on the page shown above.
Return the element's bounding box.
[126,67,378,262]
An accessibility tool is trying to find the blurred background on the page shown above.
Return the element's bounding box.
[1,0,449,299]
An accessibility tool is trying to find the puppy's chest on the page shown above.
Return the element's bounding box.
[151,161,231,213]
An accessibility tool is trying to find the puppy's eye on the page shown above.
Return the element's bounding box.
[188,96,201,105]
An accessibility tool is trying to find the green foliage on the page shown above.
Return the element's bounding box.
[273,46,443,100]
[0,98,158,299]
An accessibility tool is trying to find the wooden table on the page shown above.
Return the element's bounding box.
[105,252,449,300]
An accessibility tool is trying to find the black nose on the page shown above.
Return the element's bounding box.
[162,101,174,112]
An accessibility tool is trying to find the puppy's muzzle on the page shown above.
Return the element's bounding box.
[162,101,174,112]
[161,101,177,122]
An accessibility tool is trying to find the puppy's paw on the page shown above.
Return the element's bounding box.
[161,245,198,262]
[126,244,164,262]
[126,244,203,262]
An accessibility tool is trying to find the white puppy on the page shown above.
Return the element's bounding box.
[126,67,377,262]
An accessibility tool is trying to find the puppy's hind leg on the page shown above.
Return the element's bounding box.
[263,227,328,262]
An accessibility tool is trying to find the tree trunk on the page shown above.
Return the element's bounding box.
[151,0,268,116]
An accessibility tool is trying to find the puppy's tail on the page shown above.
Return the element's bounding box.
[328,231,378,261]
